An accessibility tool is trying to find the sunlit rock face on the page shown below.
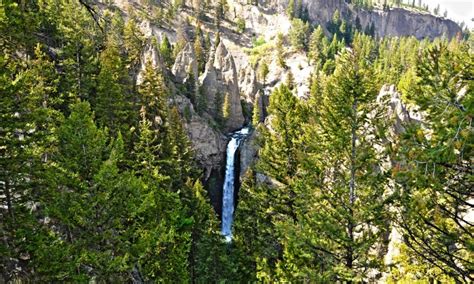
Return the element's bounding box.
[200,42,245,132]
[278,0,461,39]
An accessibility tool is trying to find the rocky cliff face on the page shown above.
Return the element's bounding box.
[288,0,461,39]
[172,42,199,84]
[200,42,245,132]
[171,94,227,179]
[108,0,461,212]
[239,65,260,104]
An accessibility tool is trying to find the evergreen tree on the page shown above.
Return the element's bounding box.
[165,107,197,189]
[194,25,205,74]
[95,40,133,136]
[187,180,234,282]
[252,96,262,126]
[276,33,287,68]
[309,26,328,67]
[131,110,190,282]
[259,60,270,87]
[234,84,307,281]
[222,93,231,123]
[277,38,389,282]
[0,43,62,280]
[286,71,296,91]
[124,19,144,77]
[160,35,174,68]
[287,0,295,19]
[37,102,141,280]
[137,60,168,131]
[289,18,310,51]
[393,43,474,282]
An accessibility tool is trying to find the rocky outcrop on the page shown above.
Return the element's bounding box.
[137,43,165,85]
[171,94,227,179]
[279,0,461,39]
[172,42,199,84]
[239,65,260,104]
[200,42,245,132]
[239,130,258,177]
[376,84,420,136]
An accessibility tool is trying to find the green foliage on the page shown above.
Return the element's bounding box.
[123,19,144,72]
[194,26,205,74]
[259,60,270,86]
[236,17,246,33]
[252,95,262,126]
[392,42,474,282]
[252,36,266,47]
[222,93,231,122]
[95,39,133,136]
[0,2,226,281]
[289,18,310,51]
[160,35,174,68]
[36,102,140,280]
[234,84,307,281]
[276,33,287,68]
[287,0,295,19]
[1,0,473,282]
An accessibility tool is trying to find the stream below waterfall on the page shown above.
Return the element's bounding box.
[221,126,251,242]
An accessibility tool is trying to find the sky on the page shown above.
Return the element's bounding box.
[423,0,474,29]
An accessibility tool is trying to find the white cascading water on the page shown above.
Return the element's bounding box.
[222,126,250,242]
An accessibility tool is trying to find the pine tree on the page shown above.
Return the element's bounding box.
[124,19,144,76]
[286,71,295,90]
[289,18,310,51]
[309,26,328,67]
[131,110,190,282]
[160,35,174,68]
[95,39,133,135]
[272,36,390,281]
[187,180,234,282]
[137,60,169,130]
[433,4,440,15]
[276,33,287,68]
[393,43,473,282]
[252,96,262,126]
[0,43,62,279]
[165,107,197,189]
[174,24,188,58]
[194,25,205,74]
[259,60,269,87]
[234,85,307,281]
[287,0,295,19]
[222,93,231,123]
[36,102,143,280]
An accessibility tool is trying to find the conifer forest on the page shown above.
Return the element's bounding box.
[0,0,473,282]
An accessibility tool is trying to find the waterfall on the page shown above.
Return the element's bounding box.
[222,126,251,242]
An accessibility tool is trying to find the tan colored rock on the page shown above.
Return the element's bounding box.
[239,130,258,177]
[172,94,227,179]
[172,42,199,84]
[136,43,164,85]
[239,65,260,104]
[200,42,245,132]
[297,0,461,39]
